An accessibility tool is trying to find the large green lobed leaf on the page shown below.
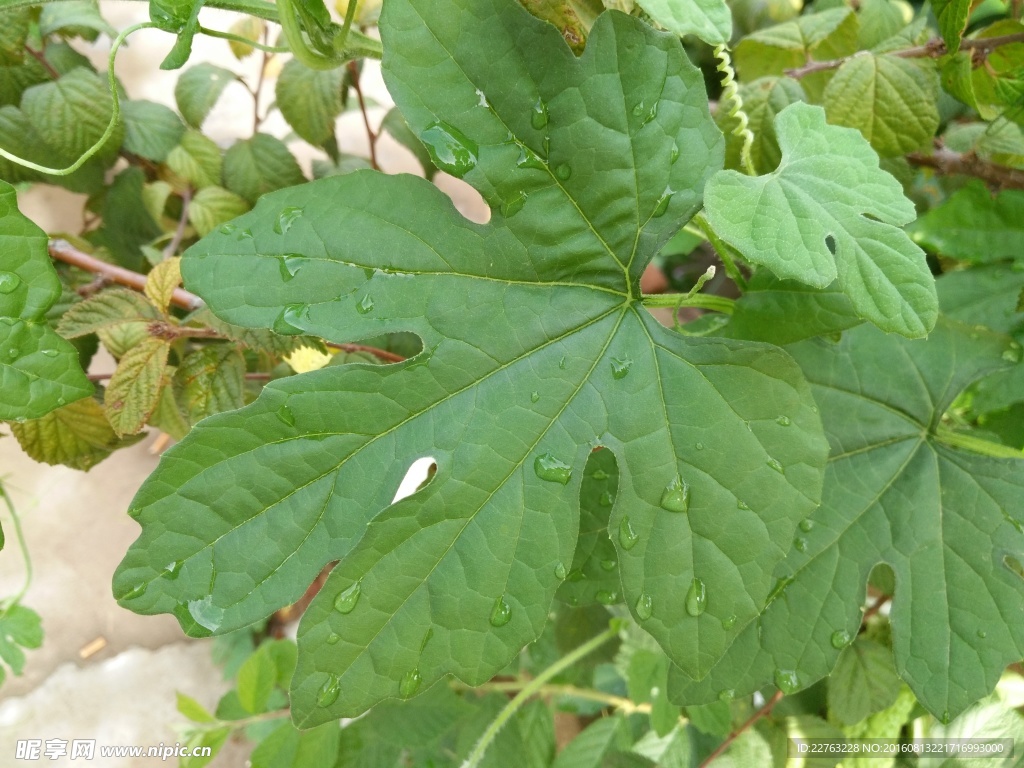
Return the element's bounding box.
[114,0,827,725]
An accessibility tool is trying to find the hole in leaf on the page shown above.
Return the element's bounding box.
[825,235,836,255]
[434,175,490,224]
[867,563,895,596]
[393,457,438,503]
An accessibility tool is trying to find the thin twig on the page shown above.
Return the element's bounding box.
[785,32,1024,79]
[863,593,891,621]
[23,45,59,79]
[907,147,1024,191]
[49,239,204,311]
[163,187,192,259]
[252,30,269,134]
[698,690,784,768]
[348,61,380,170]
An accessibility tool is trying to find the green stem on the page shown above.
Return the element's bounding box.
[188,708,290,732]
[337,0,360,54]
[935,427,1024,460]
[0,484,32,613]
[643,293,735,314]
[462,625,620,768]
[276,0,337,70]
[693,213,747,291]
[198,25,290,53]
[0,21,156,176]
[6,0,281,22]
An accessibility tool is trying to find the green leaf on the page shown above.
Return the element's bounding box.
[822,53,940,157]
[719,76,805,173]
[115,0,827,727]
[188,186,250,237]
[224,134,306,205]
[936,263,1024,335]
[275,60,344,150]
[856,0,913,50]
[155,0,207,71]
[380,108,437,180]
[145,257,182,313]
[910,182,1024,262]
[0,8,31,67]
[552,717,632,768]
[827,637,901,725]
[250,721,341,768]
[932,0,971,51]
[10,396,138,470]
[237,644,278,713]
[121,100,186,162]
[635,0,731,46]
[174,344,245,422]
[104,337,170,436]
[704,102,937,338]
[166,130,223,190]
[90,167,163,270]
[0,604,43,678]
[175,63,236,128]
[39,1,116,41]
[842,686,916,768]
[57,288,160,338]
[0,182,92,420]
[669,318,1024,722]
[176,691,216,723]
[227,16,265,60]
[734,8,859,81]
[20,67,123,165]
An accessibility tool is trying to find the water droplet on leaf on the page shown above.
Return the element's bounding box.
[592,469,609,480]
[555,164,571,180]
[356,295,374,315]
[737,499,751,510]
[599,490,614,507]
[41,349,59,358]
[554,562,567,580]
[317,675,341,706]
[767,458,784,474]
[794,537,807,552]
[600,558,616,571]
[490,595,512,626]
[596,590,618,605]
[635,593,653,620]
[534,453,572,484]
[799,519,814,532]
[0,271,21,294]
[652,189,673,218]
[831,630,851,649]
[695,442,705,451]
[502,191,527,219]
[774,669,800,694]
[219,224,236,235]
[187,596,224,632]
[660,475,690,513]
[420,122,478,178]
[327,633,340,645]
[400,669,423,698]
[274,207,303,234]
[164,560,184,580]
[977,629,987,638]
[723,614,737,629]
[559,356,567,369]
[273,304,309,335]
[515,142,546,171]
[641,103,658,126]
[1003,345,1022,363]
[619,517,638,550]
[278,254,305,281]
[776,415,791,426]
[685,578,707,616]
[334,581,361,614]
[670,141,680,163]
[530,391,540,403]
[631,100,645,117]
[276,405,296,427]
[719,689,734,702]
[123,582,147,600]
[531,98,548,129]
[610,357,632,379]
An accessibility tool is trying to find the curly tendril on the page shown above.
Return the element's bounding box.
[713,43,756,176]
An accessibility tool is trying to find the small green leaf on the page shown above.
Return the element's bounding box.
[145,257,182,312]
[57,288,161,338]
[224,134,306,204]
[636,0,731,46]
[0,181,92,420]
[155,0,207,71]
[705,102,937,337]
[176,691,216,723]
[166,130,223,190]
[828,637,902,725]
[227,16,265,59]
[0,604,43,678]
[910,181,1024,262]
[855,0,913,50]
[936,263,1024,335]
[121,100,186,162]
[250,721,341,768]
[0,8,31,67]
[175,63,236,128]
[39,1,116,41]
[734,8,859,80]
[719,76,805,173]
[104,337,170,436]
[237,645,278,713]
[10,397,138,470]
[932,0,971,51]
[175,345,245,422]
[822,53,939,157]
[275,60,344,150]
[552,717,632,768]
[188,186,250,237]
[90,167,163,271]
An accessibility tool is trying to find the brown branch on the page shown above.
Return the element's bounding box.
[325,341,406,363]
[252,30,269,134]
[863,593,892,621]
[698,691,784,768]
[24,45,59,79]
[348,61,380,171]
[907,147,1024,191]
[147,321,225,340]
[49,239,204,312]
[163,187,192,259]
[785,32,1024,79]
[90,370,275,382]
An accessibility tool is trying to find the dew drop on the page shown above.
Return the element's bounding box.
[123,582,147,600]
[799,519,814,532]
[831,629,851,649]
[0,271,21,294]
[794,537,807,553]
[334,581,361,614]
[596,590,618,605]
[278,254,305,281]
[531,98,549,129]
[502,191,527,219]
[977,629,987,638]
[356,295,375,315]
[737,499,751,510]
[237,228,253,240]
[635,593,653,620]
[685,578,707,616]
[567,568,585,582]
[767,576,792,603]
[274,206,303,235]
[641,102,658,127]
[327,633,340,645]
[276,404,296,427]
[219,224,237,235]
[534,452,572,485]
[722,614,737,629]
[164,560,184,580]
[610,357,632,379]
[400,669,422,698]
[1003,345,1022,363]
[489,595,512,627]
[695,442,705,451]
[554,562,567,580]
[941,710,951,724]
[420,627,434,651]
[530,391,540,403]
[317,675,341,706]
[421,122,478,178]
[618,516,639,550]
[652,188,673,218]
[8,347,17,359]
[774,669,800,694]
[592,469,609,480]
[776,415,791,426]
[515,142,547,171]
[632,100,645,117]
[559,356,567,369]
[660,475,690,514]
[599,490,614,507]
[767,458,785,474]
[187,596,224,632]
[56,397,65,406]
[670,141,680,163]
[600,558,616,571]
[555,164,572,181]
[719,689,735,702]
[41,349,59,358]
[273,303,309,335]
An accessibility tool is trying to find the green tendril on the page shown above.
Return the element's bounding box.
[0,21,156,177]
[713,43,756,176]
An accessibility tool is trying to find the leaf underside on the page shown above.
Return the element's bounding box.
[669,319,1024,722]
[114,0,828,726]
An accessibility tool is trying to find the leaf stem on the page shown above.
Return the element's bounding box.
[0,484,33,613]
[454,680,649,714]
[693,213,747,291]
[698,690,783,768]
[934,426,1024,460]
[461,624,620,768]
